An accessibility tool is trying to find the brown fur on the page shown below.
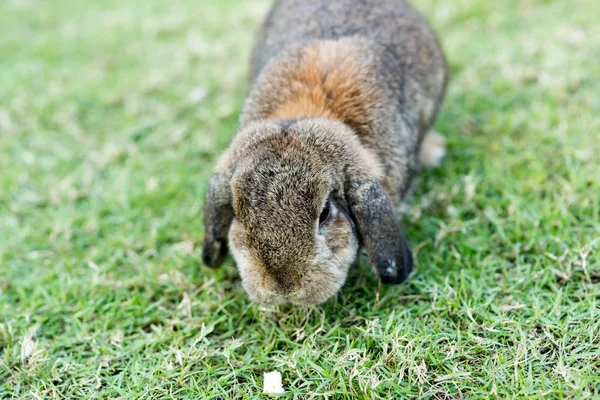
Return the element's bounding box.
[326,215,354,254]
[267,41,381,138]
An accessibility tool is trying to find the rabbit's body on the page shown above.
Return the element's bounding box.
[245,0,448,204]
[203,0,448,305]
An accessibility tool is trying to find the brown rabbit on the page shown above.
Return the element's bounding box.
[202,0,448,305]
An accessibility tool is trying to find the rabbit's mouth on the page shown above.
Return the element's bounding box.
[239,268,344,306]
[256,291,336,306]
[244,280,337,306]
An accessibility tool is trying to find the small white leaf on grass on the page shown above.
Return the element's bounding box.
[188,86,207,103]
[20,335,37,364]
[263,371,285,395]
[145,177,159,192]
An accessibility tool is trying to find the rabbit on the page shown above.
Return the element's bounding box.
[202,0,448,305]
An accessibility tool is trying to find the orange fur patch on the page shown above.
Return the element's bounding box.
[269,41,378,136]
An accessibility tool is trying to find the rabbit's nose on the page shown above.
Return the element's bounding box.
[283,281,299,295]
[273,280,294,295]
[271,273,301,295]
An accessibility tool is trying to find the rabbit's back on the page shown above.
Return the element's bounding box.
[251,0,445,96]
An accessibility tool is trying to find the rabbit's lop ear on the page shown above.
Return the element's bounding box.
[202,173,234,268]
[347,180,413,284]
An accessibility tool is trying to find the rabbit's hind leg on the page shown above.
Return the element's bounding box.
[419,130,446,168]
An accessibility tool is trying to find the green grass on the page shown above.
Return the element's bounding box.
[1,0,599,398]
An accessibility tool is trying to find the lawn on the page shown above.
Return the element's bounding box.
[1,0,599,398]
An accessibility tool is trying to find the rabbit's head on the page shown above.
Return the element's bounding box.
[202,118,413,305]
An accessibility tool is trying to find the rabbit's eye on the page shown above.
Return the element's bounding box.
[319,201,331,228]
